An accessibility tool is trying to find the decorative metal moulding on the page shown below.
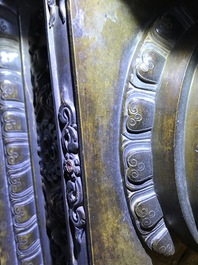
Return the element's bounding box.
[0,2,49,264]
[0,0,88,264]
[120,0,198,258]
[2,0,198,264]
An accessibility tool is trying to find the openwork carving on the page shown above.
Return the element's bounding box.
[29,3,88,263]
[121,4,196,256]
[29,9,68,265]
[44,0,88,261]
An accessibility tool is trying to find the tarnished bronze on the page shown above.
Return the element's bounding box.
[1,0,198,264]
[153,23,198,250]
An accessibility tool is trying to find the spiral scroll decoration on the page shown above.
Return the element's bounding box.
[59,103,86,255]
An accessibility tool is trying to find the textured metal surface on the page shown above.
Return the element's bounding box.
[1,0,198,264]
[43,1,89,264]
[68,0,156,264]
[68,0,198,264]
[120,2,198,257]
[0,1,51,264]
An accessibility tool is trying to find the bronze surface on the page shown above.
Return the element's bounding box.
[68,0,198,264]
[1,0,198,264]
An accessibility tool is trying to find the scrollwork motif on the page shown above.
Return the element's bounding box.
[0,81,14,99]
[29,8,69,264]
[7,148,18,164]
[59,103,86,251]
[0,9,44,263]
[4,116,17,131]
[119,3,193,256]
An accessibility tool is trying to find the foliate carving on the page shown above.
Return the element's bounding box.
[121,4,194,256]
[29,9,68,264]
[59,103,86,250]
[47,0,66,28]
[38,119,61,182]
[45,0,87,259]
[30,5,87,263]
